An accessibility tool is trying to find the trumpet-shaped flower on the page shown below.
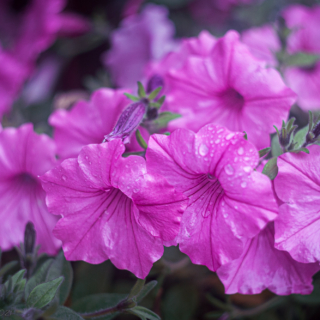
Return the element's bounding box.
[274,145,320,263]
[40,140,187,279]
[0,124,60,254]
[49,88,148,160]
[103,4,177,88]
[217,223,320,295]
[146,124,277,271]
[165,31,296,150]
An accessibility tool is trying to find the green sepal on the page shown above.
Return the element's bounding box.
[259,147,271,158]
[124,93,140,102]
[243,131,248,140]
[138,82,146,98]
[262,157,278,180]
[135,130,148,150]
[148,87,162,101]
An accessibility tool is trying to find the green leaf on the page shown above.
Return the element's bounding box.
[293,125,308,149]
[27,276,64,309]
[124,93,140,102]
[271,134,283,157]
[148,87,162,101]
[262,157,278,180]
[128,279,146,299]
[138,82,146,98]
[153,112,181,128]
[286,52,320,67]
[137,281,157,303]
[259,147,271,158]
[49,306,84,320]
[0,261,18,278]
[25,259,54,300]
[129,306,160,320]
[135,130,148,150]
[71,293,127,320]
[293,284,320,305]
[46,251,73,305]
[291,147,310,154]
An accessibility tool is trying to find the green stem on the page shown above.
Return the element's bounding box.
[80,306,119,319]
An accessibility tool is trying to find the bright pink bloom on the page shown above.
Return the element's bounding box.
[49,88,148,160]
[41,140,187,278]
[241,25,280,67]
[281,5,320,110]
[146,124,277,271]
[274,145,320,264]
[217,223,320,295]
[103,4,178,88]
[165,31,296,150]
[0,124,60,254]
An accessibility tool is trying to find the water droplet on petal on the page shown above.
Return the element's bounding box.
[225,164,234,175]
[238,147,244,155]
[199,143,209,156]
[215,139,220,144]
[217,128,224,133]
[243,166,251,173]
[62,175,67,181]
[85,156,89,160]
[226,133,235,140]
[241,181,247,188]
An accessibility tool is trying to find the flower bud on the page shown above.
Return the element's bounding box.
[103,101,147,144]
[147,74,164,95]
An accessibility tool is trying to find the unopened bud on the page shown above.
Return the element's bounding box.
[103,101,147,144]
[147,74,164,95]
[313,121,320,138]
[24,222,36,255]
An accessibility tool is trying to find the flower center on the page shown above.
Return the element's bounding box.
[218,88,245,111]
[16,172,39,187]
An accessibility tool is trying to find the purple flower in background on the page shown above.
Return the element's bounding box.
[146,124,277,271]
[274,145,320,264]
[0,124,60,254]
[103,4,178,88]
[50,88,148,161]
[0,0,89,119]
[282,5,320,110]
[41,140,187,279]
[165,31,296,150]
[217,223,320,295]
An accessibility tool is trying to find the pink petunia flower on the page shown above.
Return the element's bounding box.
[49,88,148,161]
[103,4,178,88]
[146,124,278,271]
[0,124,60,254]
[40,139,188,279]
[274,145,320,264]
[217,223,320,295]
[165,31,296,150]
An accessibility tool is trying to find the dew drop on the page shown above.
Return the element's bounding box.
[226,133,235,140]
[215,139,220,144]
[241,181,247,188]
[85,156,89,160]
[238,147,244,155]
[62,175,67,181]
[224,164,234,175]
[234,205,238,209]
[217,128,224,133]
[199,143,209,156]
[243,166,251,173]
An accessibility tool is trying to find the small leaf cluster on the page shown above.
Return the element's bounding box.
[0,223,159,320]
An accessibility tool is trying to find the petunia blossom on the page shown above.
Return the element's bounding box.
[165,31,296,150]
[103,4,178,88]
[146,124,278,271]
[0,124,60,254]
[40,139,188,279]
[49,88,148,160]
[217,223,320,295]
[281,5,320,110]
[274,145,320,264]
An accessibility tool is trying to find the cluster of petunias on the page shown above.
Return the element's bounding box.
[2,1,320,298]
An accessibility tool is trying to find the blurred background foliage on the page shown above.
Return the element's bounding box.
[2,0,320,319]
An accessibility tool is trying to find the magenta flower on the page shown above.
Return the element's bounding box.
[103,4,178,88]
[50,88,147,160]
[165,31,296,150]
[217,223,320,295]
[40,140,187,278]
[146,124,277,271]
[274,145,320,264]
[0,124,60,254]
